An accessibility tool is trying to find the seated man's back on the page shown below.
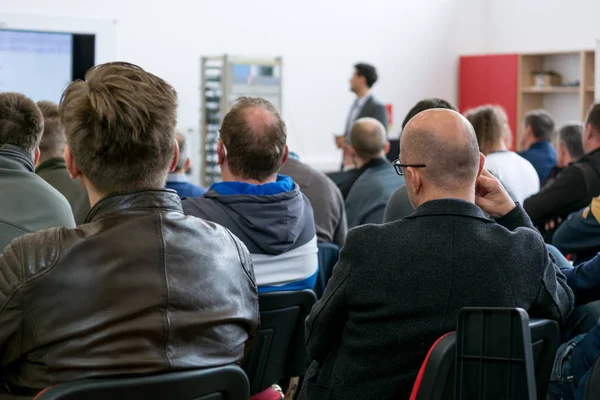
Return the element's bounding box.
[0,63,259,395]
[345,118,404,228]
[183,97,318,292]
[0,94,75,250]
[301,109,573,400]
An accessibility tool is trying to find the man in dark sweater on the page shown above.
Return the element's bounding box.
[524,104,600,232]
[301,109,574,400]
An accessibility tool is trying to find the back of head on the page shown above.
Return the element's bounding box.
[525,109,555,142]
[354,63,378,88]
[401,98,457,129]
[587,103,600,137]
[558,123,584,160]
[175,132,188,172]
[59,62,178,194]
[401,109,480,191]
[220,97,287,181]
[0,92,44,154]
[350,117,387,160]
[464,105,507,155]
[36,101,60,119]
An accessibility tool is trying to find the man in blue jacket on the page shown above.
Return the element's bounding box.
[165,132,206,198]
[519,109,557,184]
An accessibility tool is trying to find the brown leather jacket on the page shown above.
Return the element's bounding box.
[0,190,259,395]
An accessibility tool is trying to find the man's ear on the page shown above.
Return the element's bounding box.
[183,158,191,173]
[384,140,391,155]
[217,140,226,165]
[476,152,486,178]
[33,147,41,167]
[347,145,358,158]
[281,145,289,166]
[169,139,180,173]
[64,145,81,180]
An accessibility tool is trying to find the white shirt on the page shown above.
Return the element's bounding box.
[485,151,540,204]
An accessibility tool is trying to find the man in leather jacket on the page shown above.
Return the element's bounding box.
[0,62,259,397]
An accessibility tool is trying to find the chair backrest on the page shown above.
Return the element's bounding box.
[584,352,600,399]
[410,332,456,400]
[455,308,536,400]
[529,319,560,399]
[315,242,340,298]
[242,289,317,394]
[33,364,249,400]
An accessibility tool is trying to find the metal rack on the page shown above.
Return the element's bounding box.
[200,55,282,187]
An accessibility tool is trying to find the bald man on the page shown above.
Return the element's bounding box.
[302,109,573,400]
[183,97,319,293]
[342,117,404,228]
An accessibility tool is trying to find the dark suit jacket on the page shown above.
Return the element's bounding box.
[345,95,389,137]
[301,199,574,400]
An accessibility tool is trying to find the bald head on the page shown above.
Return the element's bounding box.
[350,117,387,160]
[220,97,287,181]
[401,109,480,190]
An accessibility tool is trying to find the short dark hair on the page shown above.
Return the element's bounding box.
[220,97,287,181]
[59,62,178,194]
[0,92,44,153]
[402,98,458,128]
[354,63,378,88]
[37,100,60,119]
[558,123,585,160]
[39,118,67,160]
[524,109,555,141]
[587,103,600,134]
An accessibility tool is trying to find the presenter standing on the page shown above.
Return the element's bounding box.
[335,63,388,170]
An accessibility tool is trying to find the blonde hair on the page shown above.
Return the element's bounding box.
[59,62,178,194]
[464,105,509,155]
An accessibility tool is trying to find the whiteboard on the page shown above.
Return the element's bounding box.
[0,13,117,65]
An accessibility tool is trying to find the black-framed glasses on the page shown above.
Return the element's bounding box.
[392,159,426,176]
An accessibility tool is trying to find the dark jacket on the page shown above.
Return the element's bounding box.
[344,95,389,137]
[279,158,347,247]
[0,145,75,251]
[35,157,90,225]
[561,251,600,307]
[301,200,573,400]
[524,148,600,227]
[0,190,259,395]
[182,176,318,292]
[519,141,557,184]
[552,197,600,263]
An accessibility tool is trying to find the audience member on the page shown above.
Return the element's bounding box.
[183,97,318,293]
[337,63,388,170]
[165,132,207,198]
[465,105,539,203]
[0,63,259,395]
[35,100,90,224]
[0,93,75,250]
[344,117,403,228]
[524,104,600,230]
[552,196,600,264]
[300,109,573,400]
[544,123,586,188]
[519,109,557,183]
[383,98,457,222]
[279,154,347,247]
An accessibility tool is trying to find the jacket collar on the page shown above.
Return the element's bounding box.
[0,144,35,172]
[407,198,491,221]
[86,189,183,223]
[35,157,66,173]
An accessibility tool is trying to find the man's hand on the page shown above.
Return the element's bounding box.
[544,218,562,231]
[475,168,517,217]
[334,135,345,149]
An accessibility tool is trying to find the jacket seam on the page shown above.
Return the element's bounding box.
[0,219,31,234]
[156,211,172,369]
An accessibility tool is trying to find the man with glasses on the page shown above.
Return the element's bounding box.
[343,117,404,228]
[301,108,573,400]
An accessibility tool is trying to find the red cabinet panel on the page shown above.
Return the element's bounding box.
[459,54,519,150]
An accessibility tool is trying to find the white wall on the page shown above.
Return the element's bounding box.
[481,0,600,53]
[2,0,483,177]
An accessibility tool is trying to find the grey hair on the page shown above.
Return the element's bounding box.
[558,122,585,160]
[175,132,188,171]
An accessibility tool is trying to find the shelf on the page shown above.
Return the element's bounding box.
[521,86,580,94]
[586,86,596,92]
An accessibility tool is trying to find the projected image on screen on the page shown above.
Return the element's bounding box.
[0,30,73,103]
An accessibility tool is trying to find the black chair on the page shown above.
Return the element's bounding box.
[409,332,456,400]
[529,319,560,399]
[242,289,317,395]
[315,242,340,298]
[33,364,249,400]
[584,352,600,399]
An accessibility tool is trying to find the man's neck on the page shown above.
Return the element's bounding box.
[355,154,384,169]
[37,155,63,165]
[486,141,508,154]
[355,88,370,100]
[417,188,475,208]
[222,173,278,185]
